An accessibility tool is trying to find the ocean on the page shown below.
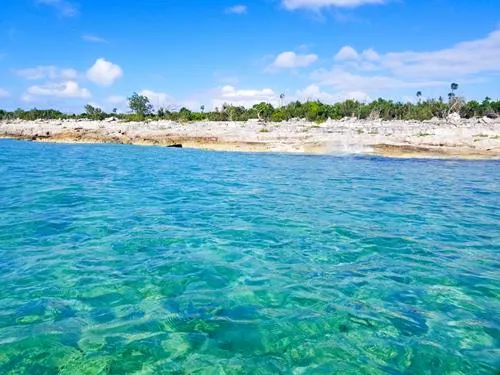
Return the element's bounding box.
[0,139,499,374]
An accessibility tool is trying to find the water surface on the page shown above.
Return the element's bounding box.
[0,140,499,374]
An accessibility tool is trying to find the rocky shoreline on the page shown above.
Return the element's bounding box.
[1,117,500,159]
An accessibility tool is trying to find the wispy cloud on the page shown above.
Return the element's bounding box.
[311,28,500,93]
[225,4,247,14]
[36,0,78,17]
[0,88,10,98]
[15,65,78,80]
[267,51,318,70]
[282,0,388,10]
[106,95,127,105]
[82,34,107,43]
[213,71,240,85]
[22,81,91,102]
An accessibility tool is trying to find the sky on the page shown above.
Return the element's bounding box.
[1,0,499,112]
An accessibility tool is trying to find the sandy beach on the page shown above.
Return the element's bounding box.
[1,117,500,159]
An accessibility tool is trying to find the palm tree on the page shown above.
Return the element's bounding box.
[450,83,459,94]
[280,93,285,108]
[416,91,422,103]
[200,105,205,113]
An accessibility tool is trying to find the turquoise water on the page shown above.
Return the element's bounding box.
[0,139,499,374]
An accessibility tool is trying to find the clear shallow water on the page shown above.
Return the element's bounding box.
[0,140,499,374]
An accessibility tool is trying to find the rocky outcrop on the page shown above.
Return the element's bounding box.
[1,118,499,159]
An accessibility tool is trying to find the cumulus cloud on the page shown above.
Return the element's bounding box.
[269,51,318,70]
[282,0,387,10]
[362,48,380,62]
[225,4,247,14]
[36,0,78,17]
[15,66,78,80]
[334,46,359,61]
[86,58,123,86]
[22,81,91,101]
[0,88,10,98]
[82,34,107,43]
[212,85,277,108]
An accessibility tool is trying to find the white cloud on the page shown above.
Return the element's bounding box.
[212,85,277,108]
[22,81,91,101]
[362,48,380,61]
[311,67,447,91]
[36,0,78,17]
[82,34,107,43]
[139,90,173,109]
[343,91,372,102]
[198,84,371,110]
[269,51,318,69]
[225,4,247,14]
[294,84,371,103]
[282,0,387,10]
[0,88,10,98]
[295,84,338,103]
[334,46,359,61]
[15,66,78,80]
[314,28,500,93]
[382,29,500,78]
[86,58,123,86]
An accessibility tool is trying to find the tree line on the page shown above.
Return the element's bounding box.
[1,85,499,123]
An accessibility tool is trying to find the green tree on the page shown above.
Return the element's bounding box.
[128,92,153,120]
[253,102,274,121]
[179,107,192,121]
[84,104,106,120]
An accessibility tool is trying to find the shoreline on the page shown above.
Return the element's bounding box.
[1,118,500,159]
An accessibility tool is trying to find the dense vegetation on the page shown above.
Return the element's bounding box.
[1,85,499,123]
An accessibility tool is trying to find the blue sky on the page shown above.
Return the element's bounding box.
[1,0,499,112]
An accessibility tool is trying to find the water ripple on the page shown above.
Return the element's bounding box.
[0,140,499,374]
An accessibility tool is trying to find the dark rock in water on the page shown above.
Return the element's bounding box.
[485,110,498,119]
[168,144,183,148]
